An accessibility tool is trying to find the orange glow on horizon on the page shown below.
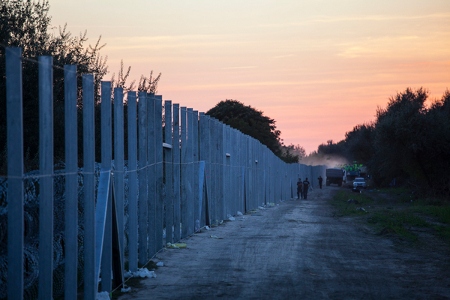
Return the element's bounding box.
[49,0,450,154]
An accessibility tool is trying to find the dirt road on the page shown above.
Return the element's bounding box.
[117,187,450,300]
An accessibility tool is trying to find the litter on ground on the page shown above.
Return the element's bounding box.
[167,242,187,249]
[124,268,157,279]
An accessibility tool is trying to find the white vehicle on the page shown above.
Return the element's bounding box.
[352,177,367,189]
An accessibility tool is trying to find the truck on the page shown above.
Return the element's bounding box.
[326,168,345,186]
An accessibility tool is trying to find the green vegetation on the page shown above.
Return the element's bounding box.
[0,0,160,172]
[315,88,450,197]
[331,190,373,217]
[332,188,450,244]
[206,99,306,163]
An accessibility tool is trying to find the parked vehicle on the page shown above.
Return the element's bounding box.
[326,168,345,186]
[352,177,367,190]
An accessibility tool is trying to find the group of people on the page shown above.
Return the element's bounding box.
[296,175,323,200]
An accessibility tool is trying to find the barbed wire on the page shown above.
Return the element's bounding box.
[0,160,264,180]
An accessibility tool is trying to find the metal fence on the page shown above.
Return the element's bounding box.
[1,48,326,299]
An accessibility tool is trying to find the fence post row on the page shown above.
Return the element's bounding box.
[3,48,326,299]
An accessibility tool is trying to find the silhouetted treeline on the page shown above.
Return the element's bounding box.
[1,1,160,173]
[206,99,303,163]
[317,87,450,196]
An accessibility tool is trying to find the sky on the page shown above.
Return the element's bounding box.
[49,0,450,154]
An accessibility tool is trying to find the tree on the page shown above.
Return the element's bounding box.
[344,123,374,163]
[206,99,283,157]
[415,90,450,195]
[0,0,108,171]
[280,144,305,163]
[369,87,428,187]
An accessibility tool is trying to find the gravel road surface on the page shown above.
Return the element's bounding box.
[117,187,450,300]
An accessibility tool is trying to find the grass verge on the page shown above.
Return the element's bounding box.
[331,188,450,245]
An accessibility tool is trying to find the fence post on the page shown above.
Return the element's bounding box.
[100,81,112,292]
[138,91,148,265]
[186,108,195,235]
[164,100,174,243]
[180,107,188,237]
[198,113,210,226]
[209,118,218,223]
[154,95,164,251]
[38,55,54,300]
[127,91,138,272]
[6,47,24,300]
[64,65,78,299]
[113,87,125,268]
[173,104,181,241]
[192,111,200,230]
[147,94,156,257]
[82,74,96,299]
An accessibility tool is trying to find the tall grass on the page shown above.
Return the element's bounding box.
[331,188,450,244]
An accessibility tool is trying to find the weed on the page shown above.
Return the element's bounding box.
[412,202,450,225]
[331,189,373,217]
[331,188,450,244]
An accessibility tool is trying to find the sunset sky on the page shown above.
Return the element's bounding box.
[49,0,450,154]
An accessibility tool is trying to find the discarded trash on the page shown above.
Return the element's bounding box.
[96,291,110,300]
[347,199,360,204]
[258,206,265,210]
[167,242,187,249]
[205,226,211,230]
[156,261,164,267]
[236,211,243,216]
[124,271,132,278]
[125,268,157,278]
[137,268,157,278]
[227,214,235,221]
[356,207,367,212]
[210,235,223,239]
[121,286,131,293]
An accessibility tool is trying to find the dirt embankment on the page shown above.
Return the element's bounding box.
[117,187,450,300]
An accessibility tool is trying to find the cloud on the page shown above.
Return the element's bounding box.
[258,12,450,28]
[221,66,257,70]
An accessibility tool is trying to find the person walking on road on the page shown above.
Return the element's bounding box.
[318,176,323,189]
[297,178,303,199]
[303,178,310,199]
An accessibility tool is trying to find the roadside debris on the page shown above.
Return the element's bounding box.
[124,267,157,279]
[156,261,164,267]
[96,291,110,299]
[166,242,187,249]
[210,235,223,239]
[227,214,236,221]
